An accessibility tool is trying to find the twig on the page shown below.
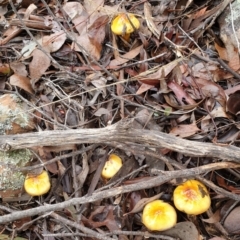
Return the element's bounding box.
[1,121,240,162]
[216,58,240,79]
[115,52,166,70]
[50,212,115,240]
[107,230,178,240]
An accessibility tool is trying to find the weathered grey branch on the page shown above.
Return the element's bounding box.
[0,162,239,224]
[1,121,240,162]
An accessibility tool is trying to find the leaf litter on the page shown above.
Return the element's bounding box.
[1,0,240,239]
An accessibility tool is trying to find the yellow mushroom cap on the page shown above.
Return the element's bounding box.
[173,179,211,215]
[142,200,177,231]
[101,154,122,179]
[24,170,51,196]
[111,13,140,35]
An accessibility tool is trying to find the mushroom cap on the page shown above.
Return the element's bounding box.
[24,170,51,196]
[142,200,177,231]
[173,179,211,215]
[101,154,122,179]
[111,13,140,35]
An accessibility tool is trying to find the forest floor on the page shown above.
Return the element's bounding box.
[1,0,240,239]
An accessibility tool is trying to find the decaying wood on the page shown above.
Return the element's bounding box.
[1,120,240,162]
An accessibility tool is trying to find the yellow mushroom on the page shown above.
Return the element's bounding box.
[173,179,211,215]
[101,154,122,179]
[111,13,140,40]
[24,170,51,196]
[142,200,177,231]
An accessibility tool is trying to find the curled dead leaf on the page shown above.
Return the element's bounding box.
[227,91,240,115]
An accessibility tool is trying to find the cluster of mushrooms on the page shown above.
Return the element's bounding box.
[24,153,211,232]
[100,154,211,231]
[23,13,211,231]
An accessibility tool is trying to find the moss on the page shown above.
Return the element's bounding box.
[0,149,32,191]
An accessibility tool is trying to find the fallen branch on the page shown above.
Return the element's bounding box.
[1,120,240,162]
[0,162,239,224]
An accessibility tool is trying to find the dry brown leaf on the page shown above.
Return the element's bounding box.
[74,27,102,60]
[226,91,240,115]
[224,206,240,234]
[225,85,240,95]
[144,2,160,38]
[168,81,197,105]
[91,77,107,97]
[215,42,228,61]
[94,108,110,117]
[38,30,67,53]
[29,49,51,81]
[136,83,154,95]
[134,109,162,131]
[84,0,104,24]
[201,103,228,132]
[62,2,84,20]
[63,2,107,60]
[77,152,89,189]
[164,94,199,110]
[88,15,108,59]
[161,221,199,240]
[170,123,200,138]
[10,74,34,94]
[38,147,58,174]
[202,209,221,223]
[187,77,226,108]
[133,58,182,88]
[83,205,122,231]
[10,62,27,76]
[109,45,143,67]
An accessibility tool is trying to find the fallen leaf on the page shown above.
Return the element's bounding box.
[38,30,67,53]
[216,175,240,194]
[161,221,199,240]
[202,209,221,223]
[224,206,240,234]
[10,74,34,94]
[226,91,240,115]
[88,15,108,59]
[29,48,51,82]
[136,83,154,95]
[62,2,84,20]
[144,2,160,38]
[94,108,110,117]
[170,123,200,138]
[109,45,143,67]
[83,205,122,231]
[10,62,27,76]
[168,81,197,105]
[201,103,228,132]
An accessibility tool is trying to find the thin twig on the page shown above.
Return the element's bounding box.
[50,212,115,240]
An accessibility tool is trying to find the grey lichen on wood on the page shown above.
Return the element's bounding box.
[0,149,32,191]
[218,0,240,49]
[0,94,34,135]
